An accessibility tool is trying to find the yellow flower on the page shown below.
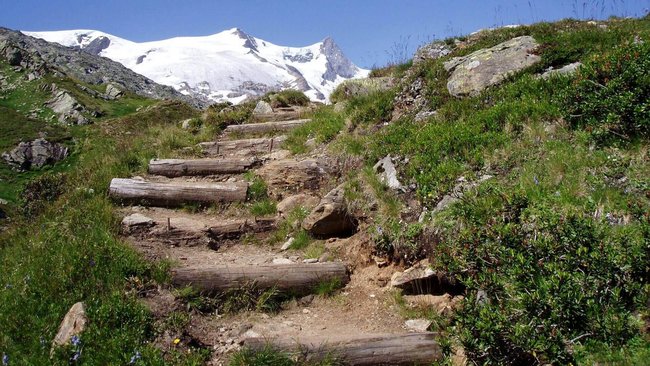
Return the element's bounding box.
[173,338,181,345]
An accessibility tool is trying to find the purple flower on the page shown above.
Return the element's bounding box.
[129,350,142,364]
[71,335,81,347]
[89,259,96,267]
[2,353,8,366]
[533,176,539,185]
[70,350,81,362]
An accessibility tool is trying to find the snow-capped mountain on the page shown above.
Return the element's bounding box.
[24,28,369,104]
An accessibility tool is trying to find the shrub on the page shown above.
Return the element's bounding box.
[204,101,254,130]
[346,89,395,127]
[560,41,650,142]
[264,89,310,108]
[20,172,67,218]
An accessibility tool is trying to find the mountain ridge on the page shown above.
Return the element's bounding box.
[25,28,369,104]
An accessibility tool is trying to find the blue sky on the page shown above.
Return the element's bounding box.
[1,0,648,68]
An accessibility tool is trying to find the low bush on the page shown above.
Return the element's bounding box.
[560,41,650,142]
[265,89,310,108]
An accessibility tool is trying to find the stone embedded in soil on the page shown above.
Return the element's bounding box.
[302,184,357,238]
[272,257,294,265]
[405,318,432,332]
[373,155,405,192]
[280,237,294,251]
[122,213,155,231]
[277,193,320,217]
[391,260,465,296]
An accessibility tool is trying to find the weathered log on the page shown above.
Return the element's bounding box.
[171,262,349,294]
[148,157,258,177]
[109,178,247,206]
[244,333,442,365]
[224,119,310,134]
[207,218,277,240]
[200,136,287,156]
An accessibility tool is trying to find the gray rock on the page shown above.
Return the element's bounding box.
[302,258,318,263]
[414,110,438,122]
[105,83,123,99]
[444,36,541,97]
[51,302,87,350]
[46,90,89,125]
[272,257,294,265]
[280,237,294,251]
[180,118,193,129]
[431,175,493,215]
[404,319,432,332]
[413,42,452,65]
[122,213,154,231]
[2,138,68,171]
[540,62,582,79]
[391,259,465,295]
[253,100,273,115]
[302,184,356,238]
[373,155,405,192]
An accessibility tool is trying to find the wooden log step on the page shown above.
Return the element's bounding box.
[244,333,442,366]
[109,178,248,206]
[223,119,310,134]
[148,157,259,177]
[200,136,287,157]
[171,262,349,294]
[207,218,276,240]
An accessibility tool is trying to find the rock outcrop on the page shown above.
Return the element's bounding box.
[252,100,273,115]
[540,62,582,79]
[373,155,405,192]
[2,138,69,171]
[413,42,452,65]
[0,27,198,106]
[302,184,357,237]
[46,89,89,125]
[444,36,541,97]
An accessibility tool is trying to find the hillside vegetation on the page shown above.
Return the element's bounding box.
[0,15,648,366]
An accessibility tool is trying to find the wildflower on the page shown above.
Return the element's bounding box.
[70,350,81,362]
[173,338,181,345]
[89,259,96,267]
[2,353,8,366]
[71,335,81,347]
[533,176,539,185]
[129,350,142,364]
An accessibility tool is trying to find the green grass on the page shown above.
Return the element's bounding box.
[284,106,345,154]
[289,230,311,250]
[250,199,277,216]
[0,100,203,365]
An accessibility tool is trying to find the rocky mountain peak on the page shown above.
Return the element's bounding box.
[320,36,358,81]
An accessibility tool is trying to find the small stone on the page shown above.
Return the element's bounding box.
[280,237,294,251]
[180,118,193,129]
[298,294,314,306]
[318,253,330,263]
[272,257,293,265]
[302,308,311,314]
[405,319,432,332]
[303,258,318,264]
[121,213,154,229]
[373,155,405,191]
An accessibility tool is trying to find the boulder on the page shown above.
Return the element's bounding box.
[302,184,356,238]
[413,42,452,65]
[540,62,582,79]
[373,155,405,192]
[276,193,320,217]
[444,36,541,97]
[46,89,89,125]
[52,302,87,349]
[2,138,68,171]
[391,260,465,296]
[257,159,327,196]
[105,83,124,99]
[253,100,273,115]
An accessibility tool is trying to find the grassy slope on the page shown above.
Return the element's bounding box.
[282,17,649,365]
[0,61,214,363]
